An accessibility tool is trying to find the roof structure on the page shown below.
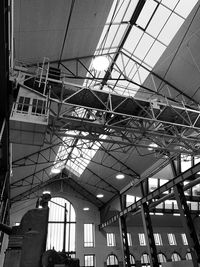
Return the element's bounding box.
[7,0,200,216]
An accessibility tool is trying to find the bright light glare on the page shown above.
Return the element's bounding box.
[116,173,125,179]
[96,194,104,198]
[51,168,61,174]
[43,191,51,195]
[92,56,110,71]
[83,207,89,211]
[148,143,158,151]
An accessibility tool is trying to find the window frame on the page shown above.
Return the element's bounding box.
[84,223,95,247]
[84,254,95,267]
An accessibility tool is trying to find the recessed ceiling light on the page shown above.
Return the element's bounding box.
[51,168,61,174]
[92,56,110,71]
[116,173,125,179]
[96,194,104,198]
[83,207,89,211]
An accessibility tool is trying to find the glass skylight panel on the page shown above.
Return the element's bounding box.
[136,0,158,29]
[175,0,198,18]
[144,41,166,67]
[146,5,171,39]
[123,26,143,53]
[123,0,139,21]
[160,0,179,11]
[158,13,184,45]
[134,33,155,61]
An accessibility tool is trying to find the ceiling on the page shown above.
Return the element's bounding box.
[10,0,200,215]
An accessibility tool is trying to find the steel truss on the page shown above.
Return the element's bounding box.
[99,161,200,229]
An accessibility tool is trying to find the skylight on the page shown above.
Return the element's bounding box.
[52,0,198,176]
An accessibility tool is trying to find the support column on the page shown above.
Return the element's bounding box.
[140,180,159,267]
[0,1,10,254]
[174,183,200,267]
[118,195,131,267]
[141,203,159,267]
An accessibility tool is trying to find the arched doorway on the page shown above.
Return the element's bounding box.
[46,197,76,256]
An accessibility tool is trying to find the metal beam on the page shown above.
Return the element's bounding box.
[99,161,200,228]
[174,184,200,266]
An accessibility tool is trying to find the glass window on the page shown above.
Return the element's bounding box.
[158,253,167,266]
[186,252,192,260]
[171,252,181,261]
[154,233,162,246]
[85,255,95,267]
[181,233,188,245]
[139,233,146,246]
[141,253,150,267]
[107,254,119,267]
[32,99,46,115]
[127,233,132,246]
[17,96,30,113]
[129,254,135,266]
[46,197,76,254]
[107,233,116,247]
[84,223,95,247]
[168,233,176,245]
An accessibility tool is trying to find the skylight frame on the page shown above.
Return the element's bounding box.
[53,0,198,177]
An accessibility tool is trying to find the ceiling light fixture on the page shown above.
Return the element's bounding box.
[92,56,110,71]
[96,194,104,198]
[116,173,125,179]
[83,207,89,211]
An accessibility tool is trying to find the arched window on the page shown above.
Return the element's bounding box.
[158,253,167,266]
[129,254,136,266]
[107,254,119,267]
[141,253,150,267]
[46,197,76,256]
[171,252,181,261]
[186,252,192,260]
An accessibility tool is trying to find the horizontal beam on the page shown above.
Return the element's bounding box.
[99,161,200,229]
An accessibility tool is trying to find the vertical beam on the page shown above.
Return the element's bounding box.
[118,195,131,267]
[174,183,200,266]
[140,181,159,267]
[141,203,159,267]
[0,0,10,227]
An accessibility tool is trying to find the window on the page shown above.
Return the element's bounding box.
[32,99,46,115]
[84,223,94,247]
[158,253,167,267]
[167,233,176,245]
[17,96,30,113]
[139,233,146,246]
[85,255,95,267]
[154,233,162,246]
[186,252,192,260]
[127,233,132,246]
[107,254,119,267]
[141,253,150,267]
[107,233,116,246]
[129,254,136,266]
[46,197,76,254]
[171,252,181,261]
[181,233,188,245]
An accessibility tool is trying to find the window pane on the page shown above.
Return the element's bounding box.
[107,255,118,266]
[139,233,146,246]
[84,224,94,247]
[85,255,95,267]
[181,233,188,245]
[168,233,176,245]
[107,233,116,246]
